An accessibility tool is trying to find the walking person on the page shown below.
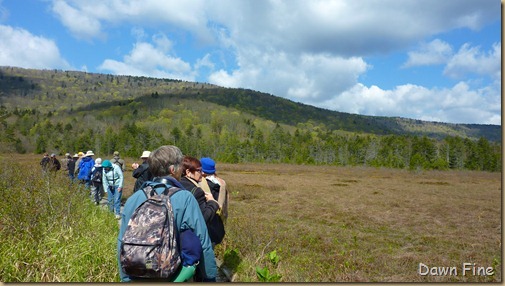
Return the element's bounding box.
[77,150,95,189]
[68,154,78,181]
[40,153,50,173]
[48,153,61,173]
[131,150,153,192]
[102,159,123,219]
[90,158,104,205]
[111,151,126,172]
[117,145,217,282]
[61,153,71,172]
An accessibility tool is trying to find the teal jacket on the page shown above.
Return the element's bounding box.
[117,176,217,282]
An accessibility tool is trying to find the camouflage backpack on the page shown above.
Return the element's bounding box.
[120,183,181,279]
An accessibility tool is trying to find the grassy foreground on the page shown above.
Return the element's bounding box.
[0,154,501,282]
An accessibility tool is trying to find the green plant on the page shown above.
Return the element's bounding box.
[256,250,282,282]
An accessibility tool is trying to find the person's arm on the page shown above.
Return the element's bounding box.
[116,165,124,190]
[173,191,217,281]
[132,164,145,178]
[102,170,109,191]
[195,188,220,223]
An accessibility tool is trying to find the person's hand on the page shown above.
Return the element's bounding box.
[204,192,214,202]
[132,163,139,169]
[118,187,122,192]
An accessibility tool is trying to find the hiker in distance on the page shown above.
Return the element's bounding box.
[131,150,153,192]
[111,151,126,172]
[102,159,124,219]
[117,145,217,282]
[77,150,95,188]
[90,158,104,205]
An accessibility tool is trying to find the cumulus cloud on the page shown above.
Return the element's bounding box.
[51,0,103,41]
[403,39,453,67]
[209,51,369,103]
[0,25,70,69]
[98,36,196,81]
[320,81,501,125]
[444,42,501,81]
[50,0,213,43]
[30,0,505,124]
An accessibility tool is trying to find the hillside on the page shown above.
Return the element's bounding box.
[0,66,500,142]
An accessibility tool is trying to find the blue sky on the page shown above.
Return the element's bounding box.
[0,0,501,125]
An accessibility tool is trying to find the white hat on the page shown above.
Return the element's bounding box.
[73,153,79,158]
[65,153,70,157]
[85,150,95,157]
[94,158,102,167]
[140,150,151,158]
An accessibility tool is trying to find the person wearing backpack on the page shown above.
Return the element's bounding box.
[90,158,104,205]
[117,145,217,282]
[77,150,95,188]
[68,154,77,181]
[111,151,126,172]
[180,156,225,246]
[102,159,124,219]
[48,153,61,173]
[200,157,229,223]
[40,153,50,173]
[131,150,153,192]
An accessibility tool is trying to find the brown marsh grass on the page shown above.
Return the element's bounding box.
[216,163,501,282]
[4,154,501,282]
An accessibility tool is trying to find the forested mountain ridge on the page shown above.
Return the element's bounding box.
[0,66,500,142]
[0,66,500,172]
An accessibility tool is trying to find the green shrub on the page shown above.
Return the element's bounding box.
[0,162,120,282]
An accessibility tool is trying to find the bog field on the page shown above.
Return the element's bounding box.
[0,154,501,282]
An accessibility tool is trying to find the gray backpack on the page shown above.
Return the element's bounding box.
[119,183,181,279]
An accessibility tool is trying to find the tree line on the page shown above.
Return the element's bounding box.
[0,105,500,172]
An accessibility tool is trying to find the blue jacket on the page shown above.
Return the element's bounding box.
[117,176,217,282]
[77,157,94,180]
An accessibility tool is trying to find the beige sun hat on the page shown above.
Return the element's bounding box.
[85,150,95,157]
[140,151,151,158]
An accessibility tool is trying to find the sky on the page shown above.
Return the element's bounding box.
[0,0,501,125]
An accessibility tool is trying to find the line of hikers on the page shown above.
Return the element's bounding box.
[40,150,127,218]
[40,145,229,282]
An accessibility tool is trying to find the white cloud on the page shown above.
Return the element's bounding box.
[98,37,196,81]
[50,0,213,43]
[51,0,103,41]
[0,25,69,69]
[403,39,453,67]
[320,81,501,125]
[444,42,501,81]
[209,50,369,103]
[41,0,502,124]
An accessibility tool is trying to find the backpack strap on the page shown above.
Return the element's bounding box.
[142,181,180,199]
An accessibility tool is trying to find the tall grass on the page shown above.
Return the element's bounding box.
[0,155,501,282]
[0,160,120,282]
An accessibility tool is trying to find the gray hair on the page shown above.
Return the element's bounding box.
[148,145,184,177]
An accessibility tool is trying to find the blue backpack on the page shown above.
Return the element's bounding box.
[78,159,94,180]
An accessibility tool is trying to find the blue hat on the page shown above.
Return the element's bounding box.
[179,229,202,266]
[200,157,215,174]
